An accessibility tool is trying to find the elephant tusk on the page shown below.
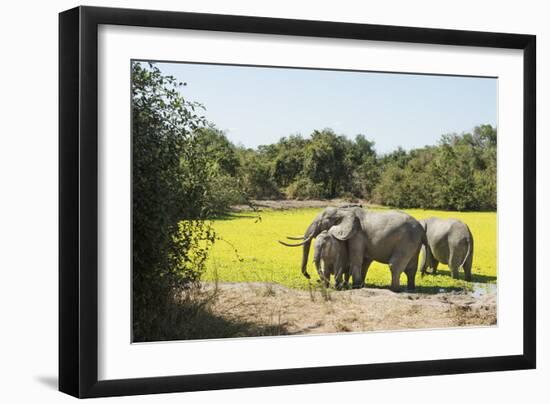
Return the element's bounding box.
[286,235,304,240]
[278,236,313,247]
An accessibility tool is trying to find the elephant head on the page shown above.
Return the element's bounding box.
[278,206,362,279]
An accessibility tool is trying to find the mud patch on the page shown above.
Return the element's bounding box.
[231,199,375,211]
[203,282,496,338]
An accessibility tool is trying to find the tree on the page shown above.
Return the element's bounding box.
[238,148,282,199]
[194,126,247,213]
[348,135,379,199]
[195,126,241,176]
[379,146,411,169]
[373,127,496,211]
[303,129,349,198]
[272,135,307,188]
[132,62,215,341]
[430,142,476,210]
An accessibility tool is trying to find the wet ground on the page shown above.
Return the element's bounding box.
[471,282,498,298]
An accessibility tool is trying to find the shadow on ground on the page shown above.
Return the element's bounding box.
[423,268,497,283]
[358,268,497,295]
[209,212,261,221]
[360,282,463,295]
[135,302,290,343]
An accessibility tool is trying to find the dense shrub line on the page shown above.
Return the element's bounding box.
[199,125,497,212]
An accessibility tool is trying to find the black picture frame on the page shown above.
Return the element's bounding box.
[59,5,536,398]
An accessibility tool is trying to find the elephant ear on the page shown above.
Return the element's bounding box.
[328,212,358,241]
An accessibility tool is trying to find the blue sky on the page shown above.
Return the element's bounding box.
[156,61,496,154]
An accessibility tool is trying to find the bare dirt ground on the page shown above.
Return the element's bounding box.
[231,199,376,211]
[203,282,497,337]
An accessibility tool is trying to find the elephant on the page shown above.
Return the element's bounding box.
[313,230,349,289]
[279,206,426,291]
[419,217,474,281]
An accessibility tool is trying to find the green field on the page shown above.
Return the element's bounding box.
[204,207,496,292]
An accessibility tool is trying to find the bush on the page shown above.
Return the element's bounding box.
[132,62,217,341]
[349,156,380,200]
[286,177,325,200]
[372,165,408,207]
[239,151,282,199]
[373,130,496,211]
[205,173,247,214]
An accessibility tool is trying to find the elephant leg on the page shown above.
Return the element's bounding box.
[323,265,332,288]
[339,265,350,289]
[388,255,408,292]
[315,260,324,280]
[348,241,365,289]
[405,254,419,291]
[431,259,439,275]
[350,264,363,288]
[448,253,461,279]
[349,258,364,289]
[334,263,345,290]
[361,257,373,286]
[343,266,351,288]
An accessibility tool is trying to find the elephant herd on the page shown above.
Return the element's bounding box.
[279,205,474,292]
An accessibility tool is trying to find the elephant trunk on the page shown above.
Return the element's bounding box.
[312,241,321,276]
[301,241,312,279]
[420,225,431,276]
[301,222,318,279]
[419,244,428,275]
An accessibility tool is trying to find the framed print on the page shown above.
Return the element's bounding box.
[59,6,536,398]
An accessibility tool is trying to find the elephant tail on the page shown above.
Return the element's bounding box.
[460,232,474,272]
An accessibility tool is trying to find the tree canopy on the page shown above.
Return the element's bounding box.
[194,125,497,211]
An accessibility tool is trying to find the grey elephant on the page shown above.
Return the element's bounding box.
[313,230,349,289]
[419,217,474,281]
[279,206,425,291]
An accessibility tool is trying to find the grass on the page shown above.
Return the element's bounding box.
[203,207,496,292]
